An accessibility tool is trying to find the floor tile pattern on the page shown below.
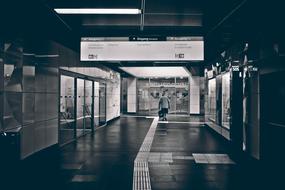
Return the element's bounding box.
[133,117,159,190]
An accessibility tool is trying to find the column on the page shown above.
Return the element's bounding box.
[127,78,137,113]
[190,74,200,114]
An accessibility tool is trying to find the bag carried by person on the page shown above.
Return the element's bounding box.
[158,110,163,118]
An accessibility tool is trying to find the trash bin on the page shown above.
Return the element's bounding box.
[0,128,21,162]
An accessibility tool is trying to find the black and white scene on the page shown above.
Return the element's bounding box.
[0,0,285,190]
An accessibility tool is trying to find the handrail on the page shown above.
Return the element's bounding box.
[60,112,73,129]
[83,105,92,120]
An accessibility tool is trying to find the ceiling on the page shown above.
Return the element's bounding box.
[45,0,203,35]
[120,67,190,78]
[1,0,283,69]
[42,0,247,64]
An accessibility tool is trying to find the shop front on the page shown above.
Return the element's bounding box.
[205,70,232,140]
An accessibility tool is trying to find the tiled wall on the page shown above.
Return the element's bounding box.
[247,74,260,159]
[190,74,201,114]
[0,40,60,159]
[21,67,59,158]
[1,40,121,159]
[127,78,137,113]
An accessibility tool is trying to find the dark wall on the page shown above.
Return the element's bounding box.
[260,70,285,164]
[0,38,85,159]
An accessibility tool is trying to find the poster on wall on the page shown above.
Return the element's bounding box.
[80,37,204,61]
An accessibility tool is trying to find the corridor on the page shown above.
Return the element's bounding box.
[1,1,285,189]
[2,116,274,190]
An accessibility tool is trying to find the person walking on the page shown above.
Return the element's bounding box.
[159,91,170,121]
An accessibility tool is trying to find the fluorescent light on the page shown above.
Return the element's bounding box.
[119,67,190,78]
[35,54,59,58]
[54,8,141,15]
[23,53,59,58]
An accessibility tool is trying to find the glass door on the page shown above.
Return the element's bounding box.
[76,78,85,137]
[59,75,75,145]
[175,77,189,114]
[148,87,176,115]
[137,77,190,115]
[99,82,106,125]
[149,78,176,115]
[93,81,100,127]
[84,80,93,133]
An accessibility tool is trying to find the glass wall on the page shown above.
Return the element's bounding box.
[99,83,106,125]
[208,78,216,122]
[222,72,231,129]
[84,80,93,133]
[175,77,189,114]
[76,78,85,137]
[76,79,94,136]
[93,81,100,127]
[59,74,106,144]
[60,75,75,144]
[137,77,189,115]
[216,75,222,125]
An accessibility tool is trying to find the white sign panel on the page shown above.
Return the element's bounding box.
[80,40,204,61]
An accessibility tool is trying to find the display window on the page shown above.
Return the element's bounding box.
[208,78,216,122]
[222,72,231,129]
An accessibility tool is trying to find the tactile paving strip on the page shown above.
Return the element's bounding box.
[133,161,151,190]
[133,117,159,190]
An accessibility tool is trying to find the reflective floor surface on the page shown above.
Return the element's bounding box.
[1,116,282,190]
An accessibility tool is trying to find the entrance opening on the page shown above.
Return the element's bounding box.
[126,73,190,116]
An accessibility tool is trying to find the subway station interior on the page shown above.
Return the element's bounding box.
[0,0,285,190]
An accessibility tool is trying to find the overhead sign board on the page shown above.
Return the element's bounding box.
[80,37,204,61]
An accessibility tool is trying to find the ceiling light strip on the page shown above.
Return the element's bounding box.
[54,8,141,15]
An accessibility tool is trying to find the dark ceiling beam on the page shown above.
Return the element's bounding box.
[0,0,79,51]
[80,26,204,37]
[45,0,141,9]
[205,0,248,39]
[42,2,73,32]
[140,0,146,31]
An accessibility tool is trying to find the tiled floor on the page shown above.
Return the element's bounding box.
[61,117,153,190]
[1,116,279,190]
[148,122,275,190]
[2,117,152,190]
[192,154,235,164]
